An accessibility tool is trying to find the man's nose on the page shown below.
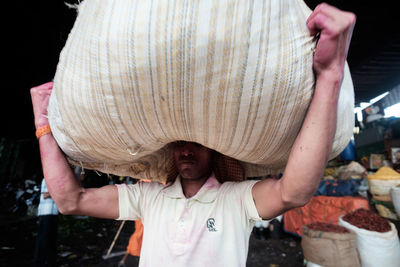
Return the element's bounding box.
[181,145,194,156]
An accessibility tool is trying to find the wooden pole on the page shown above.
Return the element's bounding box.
[105,220,126,259]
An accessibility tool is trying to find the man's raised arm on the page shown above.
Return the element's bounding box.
[31,82,119,219]
[252,3,356,219]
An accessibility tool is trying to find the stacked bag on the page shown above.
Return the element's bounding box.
[316,161,366,197]
[367,166,400,220]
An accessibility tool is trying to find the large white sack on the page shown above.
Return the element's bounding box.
[339,217,400,267]
[48,0,354,182]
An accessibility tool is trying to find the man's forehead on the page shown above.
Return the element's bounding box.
[173,140,204,148]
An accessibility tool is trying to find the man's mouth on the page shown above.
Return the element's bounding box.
[180,160,195,164]
[179,159,196,165]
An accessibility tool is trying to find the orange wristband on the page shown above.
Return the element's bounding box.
[36,125,51,139]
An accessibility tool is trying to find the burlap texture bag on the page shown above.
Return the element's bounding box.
[48,0,354,183]
[301,224,361,267]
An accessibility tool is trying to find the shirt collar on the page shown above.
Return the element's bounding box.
[162,173,221,203]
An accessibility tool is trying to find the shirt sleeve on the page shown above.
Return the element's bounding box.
[225,180,262,222]
[116,183,144,221]
[240,180,262,221]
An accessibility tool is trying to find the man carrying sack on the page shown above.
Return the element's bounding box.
[30,3,355,266]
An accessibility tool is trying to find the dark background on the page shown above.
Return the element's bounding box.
[3,0,400,140]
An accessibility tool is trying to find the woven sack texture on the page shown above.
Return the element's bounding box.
[48,0,354,182]
[301,225,361,267]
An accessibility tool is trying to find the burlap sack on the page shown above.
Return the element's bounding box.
[301,224,361,267]
[48,0,354,182]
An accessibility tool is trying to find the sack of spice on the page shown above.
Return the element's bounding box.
[371,198,399,221]
[338,208,400,267]
[367,167,400,220]
[367,166,400,196]
[301,222,360,267]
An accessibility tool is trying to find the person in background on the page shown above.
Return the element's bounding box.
[30,4,356,266]
[33,179,59,267]
[119,220,144,267]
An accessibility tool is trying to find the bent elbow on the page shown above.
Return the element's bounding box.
[57,203,79,215]
[281,191,313,210]
[279,179,318,210]
[58,207,71,215]
[292,195,312,208]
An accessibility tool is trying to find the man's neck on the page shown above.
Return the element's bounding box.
[180,175,210,198]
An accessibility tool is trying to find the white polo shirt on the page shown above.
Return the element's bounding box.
[117,173,262,267]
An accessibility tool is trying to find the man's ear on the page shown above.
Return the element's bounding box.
[166,156,179,184]
[211,151,222,182]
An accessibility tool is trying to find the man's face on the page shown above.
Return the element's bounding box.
[173,141,213,180]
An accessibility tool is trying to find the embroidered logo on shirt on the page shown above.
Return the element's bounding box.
[206,218,217,232]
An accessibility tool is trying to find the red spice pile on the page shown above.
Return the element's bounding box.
[306,222,349,233]
[342,208,391,233]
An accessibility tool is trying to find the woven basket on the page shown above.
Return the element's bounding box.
[48,0,354,182]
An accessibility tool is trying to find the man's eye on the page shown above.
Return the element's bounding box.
[175,141,186,147]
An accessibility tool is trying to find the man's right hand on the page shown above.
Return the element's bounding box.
[30,81,53,129]
[31,81,120,219]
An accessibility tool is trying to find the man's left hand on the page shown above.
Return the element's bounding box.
[307,3,356,83]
